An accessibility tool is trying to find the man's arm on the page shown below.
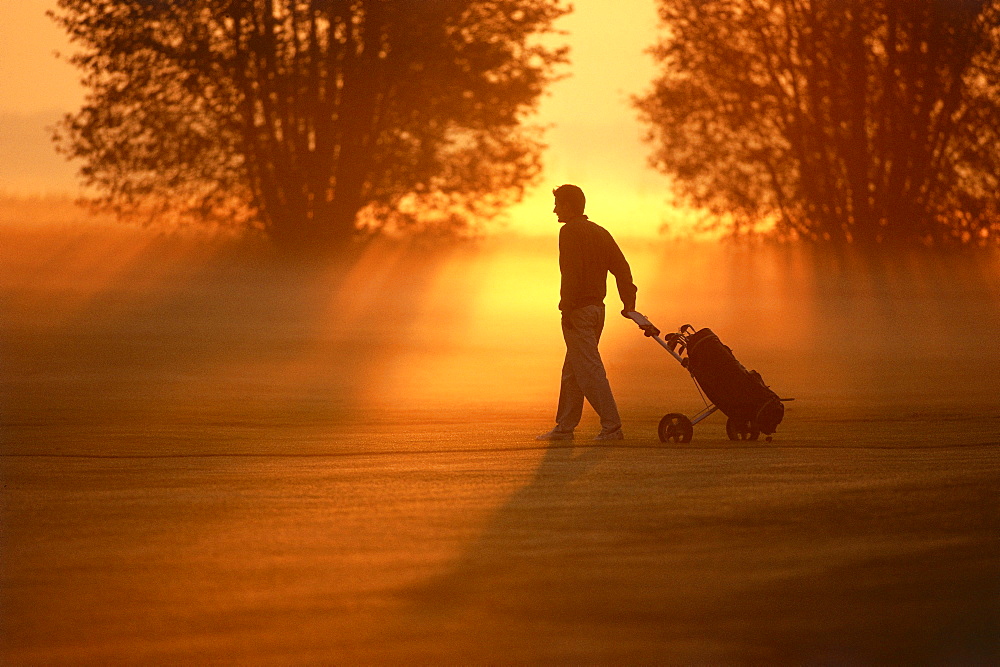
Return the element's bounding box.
[558,225,585,311]
[606,233,637,315]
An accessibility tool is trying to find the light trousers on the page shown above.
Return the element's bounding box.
[554,304,622,434]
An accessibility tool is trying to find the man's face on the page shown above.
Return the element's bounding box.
[553,197,573,222]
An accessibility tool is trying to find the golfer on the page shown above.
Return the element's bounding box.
[537,184,638,441]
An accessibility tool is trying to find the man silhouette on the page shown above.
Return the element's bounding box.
[537,184,638,441]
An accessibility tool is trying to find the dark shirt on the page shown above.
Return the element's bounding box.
[558,215,637,312]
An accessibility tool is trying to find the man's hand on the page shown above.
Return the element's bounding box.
[620,306,636,318]
[623,309,660,337]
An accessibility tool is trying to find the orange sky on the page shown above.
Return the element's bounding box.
[0,0,683,237]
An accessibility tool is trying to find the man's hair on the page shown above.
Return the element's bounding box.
[552,184,586,214]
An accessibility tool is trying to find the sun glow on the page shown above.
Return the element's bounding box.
[3,0,694,240]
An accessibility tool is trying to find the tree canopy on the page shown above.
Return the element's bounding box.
[635,0,1000,246]
[52,0,568,249]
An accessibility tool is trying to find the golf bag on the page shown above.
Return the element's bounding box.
[685,328,784,435]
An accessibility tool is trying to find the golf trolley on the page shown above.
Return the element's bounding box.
[626,312,792,443]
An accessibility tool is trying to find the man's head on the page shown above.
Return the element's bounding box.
[552,184,585,222]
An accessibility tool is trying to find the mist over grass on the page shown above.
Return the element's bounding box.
[4,210,998,447]
[2,213,998,662]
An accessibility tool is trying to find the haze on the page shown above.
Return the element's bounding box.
[2,2,998,662]
[3,223,998,661]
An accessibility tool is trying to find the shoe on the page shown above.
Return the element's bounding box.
[593,429,624,440]
[536,429,574,441]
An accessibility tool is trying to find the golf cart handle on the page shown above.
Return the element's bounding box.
[624,311,661,337]
[625,312,687,362]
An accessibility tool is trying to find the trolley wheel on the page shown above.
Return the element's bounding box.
[658,413,694,443]
[726,417,760,441]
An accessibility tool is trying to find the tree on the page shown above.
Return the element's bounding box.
[51,0,568,249]
[635,0,1000,246]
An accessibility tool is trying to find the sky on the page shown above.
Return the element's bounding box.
[0,0,680,237]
